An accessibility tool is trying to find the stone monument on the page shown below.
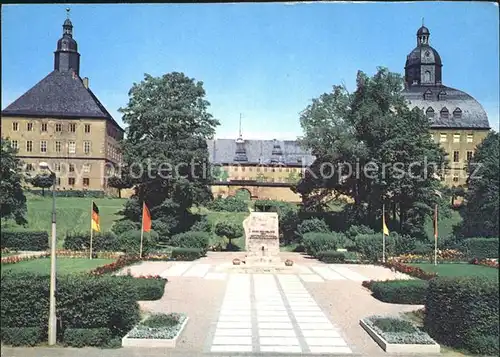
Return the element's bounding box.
[242,211,281,265]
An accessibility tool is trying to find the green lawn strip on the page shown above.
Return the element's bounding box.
[1,258,114,275]
[409,263,499,279]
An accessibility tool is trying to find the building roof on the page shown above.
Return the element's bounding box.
[1,70,124,131]
[402,84,490,129]
[207,139,315,166]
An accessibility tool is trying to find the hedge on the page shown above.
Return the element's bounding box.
[462,238,499,260]
[63,232,120,251]
[0,327,43,346]
[28,190,105,198]
[425,276,499,356]
[119,276,167,301]
[171,247,204,261]
[1,272,140,342]
[207,196,248,212]
[63,328,111,347]
[317,251,345,263]
[0,230,49,251]
[302,232,352,257]
[354,234,396,262]
[170,231,210,252]
[368,280,428,304]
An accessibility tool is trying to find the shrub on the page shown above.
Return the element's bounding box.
[0,230,48,251]
[345,225,375,240]
[63,328,111,347]
[462,237,499,260]
[302,232,351,257]
[214,221,244,248]
[171,247,204,261]
[119,276,166,301]
[111,220,139,236]
[393,234,417,255]
[190,216,212,233]
[363,316,436,345]
[425,276,499,355]
[170,231,211,252]
[63,232,120,252]
[317,251,345,263]
[354,234,396,262]
[0,272,140,339]
[0,327,43,346]
[117,230,159,255]
[411,241,433,255]
[296,218,330,239]
[369,280,428,304]
[207,196,248,212]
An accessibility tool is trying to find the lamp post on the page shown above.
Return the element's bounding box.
[39,162,57,345]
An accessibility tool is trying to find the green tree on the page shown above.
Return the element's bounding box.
[107,175,132,198]
[119,72,219,239]
[457,131,499,238]
[215,221,243,250]
[296,68,446,239]
[30,173,54,196]
[0,138,27,225]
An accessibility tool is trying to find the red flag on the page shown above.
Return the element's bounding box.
[142,203,151,232]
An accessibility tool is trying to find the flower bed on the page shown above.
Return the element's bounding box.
[383,260,437,280]
[1,250,123,265]
[469,258,499,269]
[122,313,188,348]
[1,253,49,265]
[394,249,464,263]
[89,255,142,276]
[360,315,440,353]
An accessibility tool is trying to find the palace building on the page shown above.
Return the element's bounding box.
[401,25,490,186]
[1,12,124,192]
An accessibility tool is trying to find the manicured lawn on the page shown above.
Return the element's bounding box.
[0,251,18,257]
[409,263,499,280]
[2,258,114,275]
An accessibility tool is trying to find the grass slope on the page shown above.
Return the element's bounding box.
[410,263,499,280]
[2,258,114,275]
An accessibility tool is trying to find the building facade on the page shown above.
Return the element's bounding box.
[1,14,124,191]
[402,25,490,186]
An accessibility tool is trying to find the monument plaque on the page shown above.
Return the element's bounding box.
[243,212,280,264]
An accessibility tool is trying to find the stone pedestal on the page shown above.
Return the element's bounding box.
[242,212,280,265]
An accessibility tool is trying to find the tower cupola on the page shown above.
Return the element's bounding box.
[54,8,80,75]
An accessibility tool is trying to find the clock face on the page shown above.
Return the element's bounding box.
[425,50,430,57]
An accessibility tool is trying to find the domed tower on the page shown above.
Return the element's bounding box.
[54,8,80,75]
[404,24,442,88]
[270,139,284,164]
[234,115,248,162]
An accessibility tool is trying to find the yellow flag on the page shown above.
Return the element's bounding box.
[91,202,100,232]
[383,208,389,236]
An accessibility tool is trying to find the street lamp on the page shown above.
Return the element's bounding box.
[39,162,57,345]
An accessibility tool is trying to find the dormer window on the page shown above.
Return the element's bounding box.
[437,91,447,101]
[423,90,432,100]
[440,107,449,119]
[453,108,462,119]
[426,107,435,118]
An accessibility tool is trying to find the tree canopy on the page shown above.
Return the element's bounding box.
[296,68,446,239]
[457,131,499,238]
[30,173,54,196]
[0,138,27,225]
[118,72,219,238]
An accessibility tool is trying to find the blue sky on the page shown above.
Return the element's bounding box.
[2,2,499,138]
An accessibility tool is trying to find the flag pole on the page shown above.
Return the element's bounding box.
[89,200,93,260]
[139,202,144,259]
[434,203,438,266]
[382,203,386,263]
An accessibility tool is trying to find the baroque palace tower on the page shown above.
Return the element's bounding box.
[1,10,124,192]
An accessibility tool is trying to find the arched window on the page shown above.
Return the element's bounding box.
[424,71,431,82]
[440,107,449,119]
[453,108,462,119]
[426,107,435,118]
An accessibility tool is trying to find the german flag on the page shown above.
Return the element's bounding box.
[91,202,100,232]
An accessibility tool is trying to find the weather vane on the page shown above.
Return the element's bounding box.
[66,8,70,19]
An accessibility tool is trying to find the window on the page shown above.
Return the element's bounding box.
[84,124,91,133]
[264,167,268,172]
[69,123,76,132]
[40,141,47,153]
[453,108,462,119]
[241,167,245,172]
[424,90,432,100]
[249,167,252,172]
[466,151,473,161]
[26,163,34,171]
[27,123,33,131]
[467,134,473,143]
[440,133,447,143]
[26,140,33,152]
[56,178,61,186]
[453,134,461,143]
[11,140,18,150]
[41,123,47,132]
[426,107,435,118]
[256,167,260,172]
[286,167,290,172]
[438,91,447,101]
[55,123,62,132]
[452,173,459,183]
[12,122,19,131]
[55,141,62,152]
[83,164,91,173]
[68,178,75,186]
[84,141,91,154]
[69,164,75,172]
[54,163,61,172]
[440,107,449,119]
[83,178,90,187]
[453,151,460,163]
[68,141,76,154]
